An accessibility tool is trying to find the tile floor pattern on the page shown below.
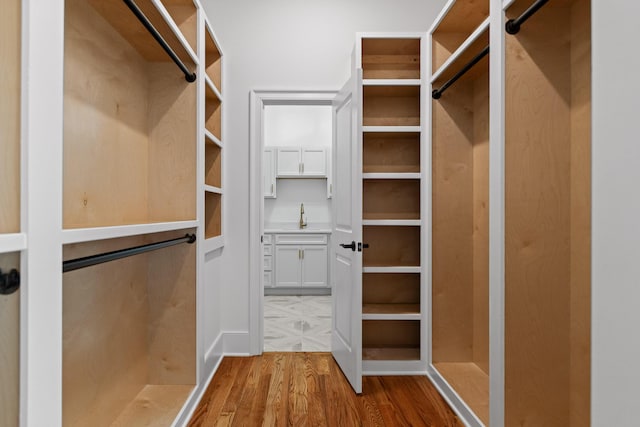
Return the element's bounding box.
[264,295,332,352]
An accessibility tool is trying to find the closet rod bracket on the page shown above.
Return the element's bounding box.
[0,269,20,295]
[505,0,549,35]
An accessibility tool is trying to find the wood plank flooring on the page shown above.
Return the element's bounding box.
[189,353,463,426]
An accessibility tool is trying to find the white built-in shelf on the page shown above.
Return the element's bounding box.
[362,219,421,226]
[62,221,199,245]
[363,266,421,274]
[362,304,421,320]
[363,126,422,133]
[151,0,199,66]
[430,18,490,84]
[363,79,422,86]
[503,0,517,10]
[205,75,223,102]
[205,129,223,148]
[203,235,224,253]
[363,173,421,180]
[204,185,223,194]
[0,233,27,254]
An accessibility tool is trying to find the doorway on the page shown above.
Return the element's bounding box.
[249,91,338,355]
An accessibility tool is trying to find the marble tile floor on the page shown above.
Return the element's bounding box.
[264,295,332,352]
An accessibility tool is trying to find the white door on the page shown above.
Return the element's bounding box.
[301,148,327,176]
[331,70,362,393]
[301,245,328,287]
[276,148,301,176]
[274,246,301,287]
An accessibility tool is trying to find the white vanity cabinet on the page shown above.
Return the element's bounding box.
[276,147,327,178]
[264,232,329,290]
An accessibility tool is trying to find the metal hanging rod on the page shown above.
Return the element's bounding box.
[432,45,489,100]
[505,0,549,35]
[63,233,196,273]
[123,0,197,83]
[0,269,20,295]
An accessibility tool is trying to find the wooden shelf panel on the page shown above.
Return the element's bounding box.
[86,0,194,66]
[163,0,198,56]
[0,252,20,427]
[433,362,489,426]
[363,132,420,174]
[362,220,421,226]
[362,320,420,356]
[0,234,27,254]
[431,0,489,73]
[64,0,197,229]
[205,25,222,92]
[205,142,221,188]
[62,232,196,427]
[362,38,421,80]
[362,304,420,321]
[363,86,421,127]
[363,266,420,274]
[362,347,420,361]
[205,129,223,148]
[0,0,21,234]
[204,192,222,239]
[363,180,420,220]
[111,384,193,427]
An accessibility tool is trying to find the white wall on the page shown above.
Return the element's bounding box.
[202,0,448,345]
[264,105,332,148]
[265,179,331,225]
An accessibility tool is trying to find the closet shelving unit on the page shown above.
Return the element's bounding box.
[0,1,23,425]
[357,34,425,371]
[60,0,209,425]
[203,21,224,248]
[428,0,591,426]
[429,0,490,421]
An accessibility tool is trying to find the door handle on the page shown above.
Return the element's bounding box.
[358,242,369,252]
[340,241,356,251]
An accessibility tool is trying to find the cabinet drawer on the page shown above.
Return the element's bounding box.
[275,234,327,245]
[263,255,273,271]
[264,244,273,256]
[263,234,273,244]
[264,271,273,287]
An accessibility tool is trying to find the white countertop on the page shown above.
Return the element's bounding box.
[265,223,332,234]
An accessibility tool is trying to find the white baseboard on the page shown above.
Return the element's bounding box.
[425,366,484,427]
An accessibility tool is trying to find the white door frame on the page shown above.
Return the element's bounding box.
[248,90,338,355]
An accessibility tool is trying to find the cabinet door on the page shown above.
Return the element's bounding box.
[301,148,327,176]
[301,245,328,287]
[275,246,301,287]
[263,148,276,198]
[276,148,301,177]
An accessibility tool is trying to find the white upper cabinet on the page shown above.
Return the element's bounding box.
[263,148,276,198]
[276,147,327,178]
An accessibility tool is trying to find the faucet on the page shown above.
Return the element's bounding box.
[299,203,307,229]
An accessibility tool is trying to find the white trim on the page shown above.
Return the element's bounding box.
[362,173,421,180]
[222,332,251,355]
[430,18,490,84]
[362,266,420,273]
[151,0,200,66]
[502,0,517,11]
[150,0,199,65]
[205,129,223,148]
[61,221,199,244]
[249,90,338,356]
[363,79,422,86]
[362,313,421,321]
[204,74,223,102]
[362,359,427,375]
[428,0,457,34]
[362,126,422,133]
[204,185,223,194]
[203,235,224,254]
[0,234,27,254]
[489,0,506,425]
[426,366,485,427]
[362,219,421,226]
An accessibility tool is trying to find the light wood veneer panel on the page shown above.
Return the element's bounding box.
[204,192,221,238]
[363,133,420,173]
[504,0,591,425]
[0,0,21,233]
[0,253,20,427]
[363,273,420,304]
[433,362,489,425]
[362,38,421,80]
[363,179,420,220]
[205,143,221,188]
[363,226,420,267]
[363,86,420,127]
[205,31,222,91]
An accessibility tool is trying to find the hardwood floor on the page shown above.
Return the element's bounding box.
[189,353,463,426]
